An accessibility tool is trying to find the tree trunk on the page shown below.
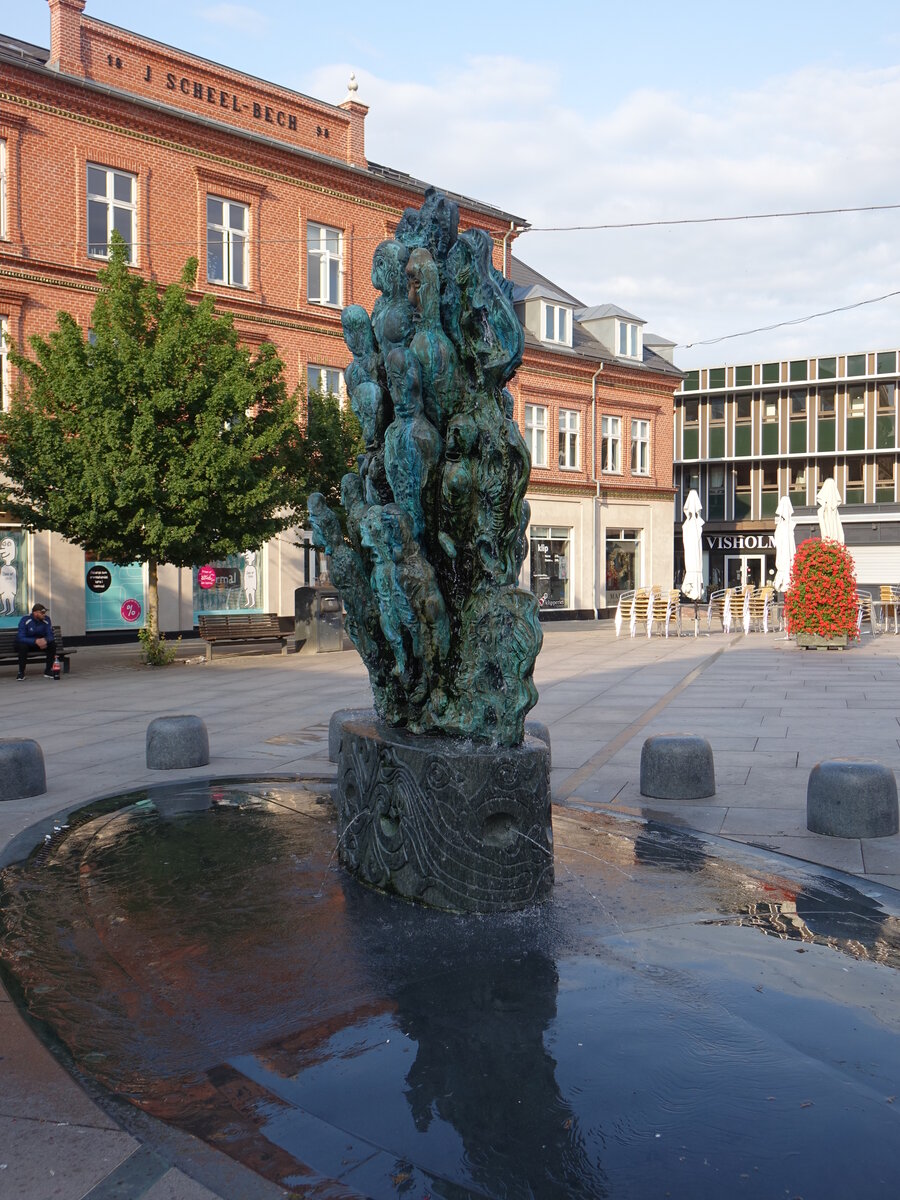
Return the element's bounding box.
[147,557,159,645]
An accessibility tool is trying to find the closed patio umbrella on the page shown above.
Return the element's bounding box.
[681,489,705,601]
[773,495,797,592]
[816,477,844,543]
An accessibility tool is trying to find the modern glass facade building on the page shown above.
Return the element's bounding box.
[673,350,900,592]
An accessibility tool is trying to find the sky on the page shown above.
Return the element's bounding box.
[7,0,900,368]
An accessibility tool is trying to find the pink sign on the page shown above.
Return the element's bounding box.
[198,565,217,589]
[121,599,142,623]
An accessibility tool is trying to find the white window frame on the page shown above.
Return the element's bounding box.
[86,163,136,261]
[525,404,548,467]
[0,139,7,241]
[559,408,580,469]
[206,196,249,288]
[631,418,650,475]
[542,302,572,347]
[601,414,621,473]
[307,365,345,400]
[0,316,9,412]
[617,320,641,359]
[307,222,342,306]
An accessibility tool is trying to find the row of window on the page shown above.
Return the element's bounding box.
[682,351,900,391]
[522,405,650,474]
[679,456,898,519]
[85,162,342,303]
[682,383,896,425]
[680,384,899,460]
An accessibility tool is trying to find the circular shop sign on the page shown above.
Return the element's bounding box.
[86,565,112,594]
[198,565,217,590]
[120,599,142,623]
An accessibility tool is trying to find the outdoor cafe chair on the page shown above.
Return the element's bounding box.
[706,587,735,633]
[878,585,900,633]
[747,585,776,633]
[856,589,879,637]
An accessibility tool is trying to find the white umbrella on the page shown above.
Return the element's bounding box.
[681,489,705,601]
[773,495,797,592]
[816,477,844,543]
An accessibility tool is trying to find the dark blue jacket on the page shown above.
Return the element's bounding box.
[15,614,54,647]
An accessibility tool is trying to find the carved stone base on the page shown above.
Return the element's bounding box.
[336,716,553,913]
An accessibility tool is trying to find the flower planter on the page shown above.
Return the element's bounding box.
[795,632,849,650]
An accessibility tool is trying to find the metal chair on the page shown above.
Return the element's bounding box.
[648,589,682,638]
[747,585,776,633]
[857,589,879,637]
[706,587,735,633]
[878,585,899,633]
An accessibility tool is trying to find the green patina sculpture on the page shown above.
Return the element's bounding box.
[308,189,541,746]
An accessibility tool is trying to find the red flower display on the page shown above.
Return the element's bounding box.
[783,538,859,640]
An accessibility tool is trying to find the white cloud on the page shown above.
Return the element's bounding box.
[198,4,269,36]
[303,57,900,368]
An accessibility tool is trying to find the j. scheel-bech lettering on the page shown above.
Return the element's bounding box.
[159,70,299,130]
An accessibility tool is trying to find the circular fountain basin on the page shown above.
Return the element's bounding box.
[2,780,899,1199]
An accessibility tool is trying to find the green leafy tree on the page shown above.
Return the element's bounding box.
[296,387,363,521]
[0,234,308,650]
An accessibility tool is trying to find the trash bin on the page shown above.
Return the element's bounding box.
[295,585,345,653]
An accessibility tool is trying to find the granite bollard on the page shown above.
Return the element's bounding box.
[146,715,210,770]
[640,734,716,800]
[807,760,899,838]
[0,738,47,801]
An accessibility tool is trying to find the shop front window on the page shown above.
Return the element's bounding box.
[605,529,640,602]
[85,561,146,630]
[0,528,28,628]
[193,550,263,620]
[529,526,571,611]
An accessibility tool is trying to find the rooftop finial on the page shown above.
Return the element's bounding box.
[345,72,359,101]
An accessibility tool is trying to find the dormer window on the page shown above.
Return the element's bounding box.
[618,320,641,359]
[542,302,572,347]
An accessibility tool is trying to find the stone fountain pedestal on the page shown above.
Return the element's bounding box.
[335,714,553,913]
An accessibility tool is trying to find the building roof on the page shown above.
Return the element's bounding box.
[508,257,583,306]
[509,256,681,378]
[577,303,644,324]
[0,30,525,228]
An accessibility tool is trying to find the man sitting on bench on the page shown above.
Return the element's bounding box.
[15,603,57,680]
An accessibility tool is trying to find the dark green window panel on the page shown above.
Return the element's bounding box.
[762,423,778,455]
[762,362,780,384]
[847,416,865,451]
[735,365,752,387]
[876,414,895,449]
[877,351,896,374]
[817,418,835,451]
[845,486,864,505]
[818,357,836,380]
[683,370,699,391]
[760,492,778,517]
[877,486,895,503]
[708,427,725,458]
[847,354,866,377]
[789,421,807,453]
[735,425,752,456]
[708,367,725,389]
[682,428,699,459]
[789,488,806,508]
[789,360,807,382]
[708,493,725,519]
[734,491,751,519]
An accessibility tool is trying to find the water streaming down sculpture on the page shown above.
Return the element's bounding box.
[308,189,551,911]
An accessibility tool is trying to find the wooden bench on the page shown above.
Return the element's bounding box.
[197,613,288,661]
[0,625,75,674]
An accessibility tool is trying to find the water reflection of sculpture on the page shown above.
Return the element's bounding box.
[309,188,541,746]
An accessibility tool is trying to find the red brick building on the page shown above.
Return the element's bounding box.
[509,257,679,615]
[1,0,678,637]
[0,0,525,635]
